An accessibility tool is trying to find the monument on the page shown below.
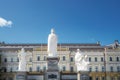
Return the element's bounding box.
[75,49,89,80]
[46,29,60,80]
[16,48,27,80]
[18,48,27,71]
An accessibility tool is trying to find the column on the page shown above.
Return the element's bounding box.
[77,72,81,80]
[93,76,96,80]
[99,76,102,80]
[115,77,117,80]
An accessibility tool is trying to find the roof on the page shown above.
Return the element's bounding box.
[0,43,100,46]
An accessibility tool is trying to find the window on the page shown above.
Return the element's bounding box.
[95,57,97,62]
[10,67,12,72]
[117,66,120,72]
[63,56,65,61]
[70,66,74,72]
[43,66,46,71]
[4,67,7,72]
[96,77,98,80]
[102,66,105,72]
[95,66,98,72]
[11,58,13,62]
[37,56,40,61]
[16,67,18,71]
[29,57,32,62]
[102,77,105,80]
[89,77,92,80]
[37,66,40,72]
[17,57,19,62]
[110,66,113,72]
[101,57,103,62]
[89,67,92,72]
[110,57,112,61]
[116,57,119,61]
[89,57,91,62]
[44,56,46,61]
[70,57,73,62]
[29,67,32,72]
[63,66,66,71]
[4,58,7,62]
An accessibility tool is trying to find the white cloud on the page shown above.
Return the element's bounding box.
[0,17,13,27]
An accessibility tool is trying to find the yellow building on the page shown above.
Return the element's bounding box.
[0,40,120,80]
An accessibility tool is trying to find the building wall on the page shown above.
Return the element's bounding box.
[0,43,120,80]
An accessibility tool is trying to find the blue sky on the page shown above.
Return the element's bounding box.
[0,0,120,45]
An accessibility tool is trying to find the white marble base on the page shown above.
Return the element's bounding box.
[46,57,60,80]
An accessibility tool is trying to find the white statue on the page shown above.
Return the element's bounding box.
[48,29,57,57]
[18,48,27,71]
[75,49,89,72]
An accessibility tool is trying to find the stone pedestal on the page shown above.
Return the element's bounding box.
[77,71,89,80]
[46,57,60,80]
[16,72,27,80]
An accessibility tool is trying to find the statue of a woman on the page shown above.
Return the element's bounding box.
[18,48,27,71]
[48,29,58,57]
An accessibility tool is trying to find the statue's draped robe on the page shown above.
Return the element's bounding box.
[18,48,26,71]
[48,29,57,57]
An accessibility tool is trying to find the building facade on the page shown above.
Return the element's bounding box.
[0,40,120,80]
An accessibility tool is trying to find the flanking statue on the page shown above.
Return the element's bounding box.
[18,48,26,71]
[75,49,89,72]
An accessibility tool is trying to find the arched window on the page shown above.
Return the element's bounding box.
[29,57,32,62]
[11,58,13,62]
[89,67,92,72]
[70,57,73,62]
[102,66,105,72]
[110,57,112,61]
[110,66,113,72]
[63,56,65,61]
[116,57,119,61]
[4,58,7,62]
[4,67,7,72]
[70,66,74,72]
[117,66,120,72]
[37,56,40,61]
[89,57,91,62]
[17,57,19,62]
[37,66,40,72]
[63,66,66,71]
[10,67,12,72]
[101,57,103,62]
[95,57,97,62]
[44,56,46,61]
[95,66,98,72]
[43,66,46,71]
[29,67,32,72]
[16,67,18,71]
